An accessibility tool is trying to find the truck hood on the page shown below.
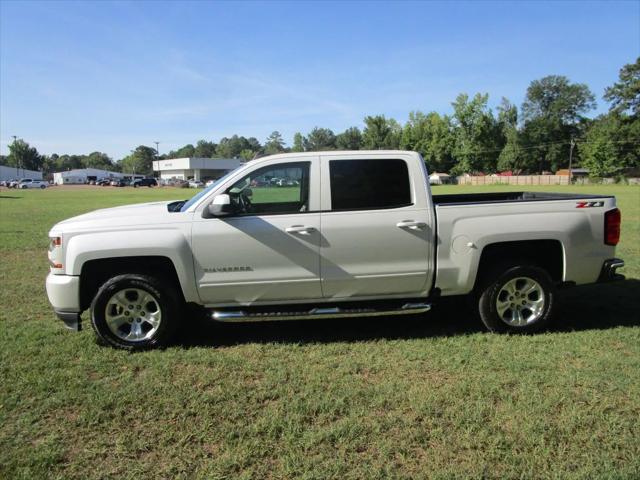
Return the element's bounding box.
[53,200,182,231]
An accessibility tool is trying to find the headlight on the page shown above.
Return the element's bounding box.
[48,236,63,269]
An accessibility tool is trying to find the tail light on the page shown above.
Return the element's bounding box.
[604,208,621,246]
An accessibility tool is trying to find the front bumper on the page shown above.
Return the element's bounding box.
[54,310,82,331]
[45,273,82,331]
[597,258,625,282]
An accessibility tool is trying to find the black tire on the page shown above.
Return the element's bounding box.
[90,274,182,350]
[478,265,555,333]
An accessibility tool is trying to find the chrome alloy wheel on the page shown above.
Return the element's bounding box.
[104,288,162,342]
[496,277,546,326]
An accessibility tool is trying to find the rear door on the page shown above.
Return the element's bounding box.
[319,154,433,298]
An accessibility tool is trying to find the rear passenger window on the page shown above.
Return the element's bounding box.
[329,159,411,211]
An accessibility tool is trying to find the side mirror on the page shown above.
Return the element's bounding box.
[204,194,234,218]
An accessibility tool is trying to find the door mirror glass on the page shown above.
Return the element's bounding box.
[205,194,234,218]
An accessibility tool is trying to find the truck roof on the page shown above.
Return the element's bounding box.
[264,150,414,159]
[252,150,419,167]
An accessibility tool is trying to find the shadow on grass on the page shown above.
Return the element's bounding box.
[177,279,640,348]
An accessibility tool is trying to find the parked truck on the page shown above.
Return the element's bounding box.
[46,151,625,350]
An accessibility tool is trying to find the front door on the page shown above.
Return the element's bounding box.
[192,160,322,305]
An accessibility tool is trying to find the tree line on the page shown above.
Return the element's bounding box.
[2,58,638,178]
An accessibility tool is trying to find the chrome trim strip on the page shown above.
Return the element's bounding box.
[211,310,248,320]
[210,304,431,323]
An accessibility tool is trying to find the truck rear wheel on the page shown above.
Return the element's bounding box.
[478,265,555,333]
[90,274,181,350]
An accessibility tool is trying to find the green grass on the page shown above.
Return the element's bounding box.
[251,186,301,203]
[1,184,639,479]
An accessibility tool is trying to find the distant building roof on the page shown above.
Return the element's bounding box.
[53,168,122,176]
[152,157,240,171]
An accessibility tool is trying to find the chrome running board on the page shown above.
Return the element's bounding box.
[210,302,431,323]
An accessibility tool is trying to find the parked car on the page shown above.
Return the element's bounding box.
[97,179,112,186]
[188,180,204,188]
[273,178,298,187]
[110,179,127,187]
[7,179,21,188]
[45,150,626,350]
[163,179,187,188]
[18,179,47,189]
[250,179,269,187]
[131,178,158,188]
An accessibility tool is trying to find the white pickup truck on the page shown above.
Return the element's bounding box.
[46,151,625,350]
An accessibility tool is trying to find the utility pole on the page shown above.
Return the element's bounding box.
[568,137,576,185]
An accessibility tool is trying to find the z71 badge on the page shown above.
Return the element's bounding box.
[576,201,604,208]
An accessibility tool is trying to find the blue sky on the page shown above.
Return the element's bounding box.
[1,0,638,159]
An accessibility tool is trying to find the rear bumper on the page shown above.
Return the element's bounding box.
[46,273,82,331]
[597,258,625,282]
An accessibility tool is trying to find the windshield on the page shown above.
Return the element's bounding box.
[179,166,243,212]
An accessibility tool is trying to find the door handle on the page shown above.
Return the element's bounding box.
[396,220,426,230]
[285,225,315,235]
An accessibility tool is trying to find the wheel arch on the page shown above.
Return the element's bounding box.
[472,239,565,292]
[79,256,186,311]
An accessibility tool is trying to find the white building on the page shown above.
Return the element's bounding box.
[0,165,43,182]
[429,172,452,185]
[52,168,138,185]
[152,157,241,182]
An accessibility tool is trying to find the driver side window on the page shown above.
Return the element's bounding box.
[226,162,310,215]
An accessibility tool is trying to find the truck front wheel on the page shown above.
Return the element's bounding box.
[90,274,181,350]
[478,265,555,333]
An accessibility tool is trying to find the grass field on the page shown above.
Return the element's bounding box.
[1,184,639,479]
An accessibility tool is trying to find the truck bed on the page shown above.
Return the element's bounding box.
[432,191,613,206]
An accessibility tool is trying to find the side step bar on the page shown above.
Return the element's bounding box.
[210,302,431,323]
